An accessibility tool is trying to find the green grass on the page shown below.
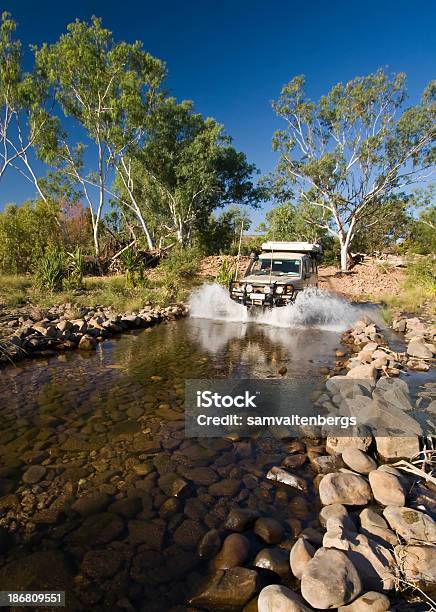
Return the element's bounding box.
[0,267,199,312]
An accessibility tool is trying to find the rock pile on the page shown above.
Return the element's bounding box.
[0,302,188,364]
[392,315,436,371]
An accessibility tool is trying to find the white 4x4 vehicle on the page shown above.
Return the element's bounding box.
[230,241,321,307]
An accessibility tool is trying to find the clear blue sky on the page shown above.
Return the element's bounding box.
[1,0,435,226]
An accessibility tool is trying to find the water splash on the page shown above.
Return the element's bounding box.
[189,283,359,331]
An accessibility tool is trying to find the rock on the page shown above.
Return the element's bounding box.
[375,436,420,461]
[395,543,436,591]
[323,529,396,591]
[346,364,377,383]
[290,537,315,579]
[22,464,46,484]
[319,503,348,528]
[185,466,218,485]
[326,376,374,397]
[258,585,313,612]
[338,591,390,611]
[383,506,436,542]
[407,337,434,359]
[360,507,388,529]
[254,517,284,544]
[108,496,142,519]
[190,567,267,609]
[78,334,97,350]
[198,529,221,559]
[128,519,166,548]
[266,466,308,492]
[81,549,124,579]
[225,508,259,532]
[214,533,251,569]
[368,467,405,506]
[158,473,188,497]
[301,547,362,609]
[72,492,110,517]
[254,547,290,579]
[374,377,413,411]
[326,434,372,455]
[342,448,377,474]
[319,472,372,506]
[173,518,207,549]
[208,479,241,497]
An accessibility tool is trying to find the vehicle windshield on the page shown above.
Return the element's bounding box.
[254,258,301,276]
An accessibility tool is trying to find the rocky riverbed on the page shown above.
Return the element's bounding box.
[0,312,434,611]
[0,302,188,365]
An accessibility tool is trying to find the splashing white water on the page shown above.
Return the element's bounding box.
[189,283,359,331]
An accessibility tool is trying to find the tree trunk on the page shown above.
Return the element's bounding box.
[340,242,348,271]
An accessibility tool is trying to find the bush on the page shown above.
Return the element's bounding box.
[215,259,236,288]
[34,247,68,292]
[159,247,201,298]
[67,247,85,289]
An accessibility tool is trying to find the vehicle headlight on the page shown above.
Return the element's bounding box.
[263,286,271,294]
[286,284,294,293]
[276,286,284,294]
[246,284,253,292]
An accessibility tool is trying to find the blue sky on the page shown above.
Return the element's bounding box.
[1,0,435,226]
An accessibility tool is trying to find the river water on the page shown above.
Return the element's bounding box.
[0,291,424,611]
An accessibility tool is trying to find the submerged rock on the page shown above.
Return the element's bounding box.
[189,567,268,609]
[214,533,251,570]
[254,517,284,544]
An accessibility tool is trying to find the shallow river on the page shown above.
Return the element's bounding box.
[0,308,426,611]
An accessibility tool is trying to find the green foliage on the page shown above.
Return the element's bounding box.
[119,247,145,289]
[215,259,236,288]
[196,206,251,255]
[67,246,85,289]
[407,257,436,294]
[0,200,60,273]
[401,185,436,254]
[270,69,435,269]
[34,246,68,292]
[158,247,200,298]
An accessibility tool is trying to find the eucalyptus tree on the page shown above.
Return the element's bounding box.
[35,16,165,257]
[271,70,435,269]
[123,97,262,247]
[0,12,58,203]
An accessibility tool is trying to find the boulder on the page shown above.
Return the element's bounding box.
[254,517,284,544]
[258,585,313,612]
[254,547,290,579]
[301,547,362,609]
[189,567,267,609]
[395,543,436,591]
[375,436,420,461]
[368,467,406,507]
[407,337,434,359]
[22,465,46,484]
[319,503,348,528]
[338,591,390,611]
[322,530,396,591]
[326,376,374,397]
[266,466,308,493]
[346,364,377,383]
[72,492,110,517]
[319,472,372,506]
[225,508,259,532]
[214,533,251,569]
[383,506,436,542]
[290,537,315,579]
[342,448,377,474]
[326,433,372,455]
[78,334,96,350]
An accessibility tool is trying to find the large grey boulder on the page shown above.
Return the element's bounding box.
[383,506,436,542]
[301,547,362,609]
[368,466,406,506]
[319,472,372,506]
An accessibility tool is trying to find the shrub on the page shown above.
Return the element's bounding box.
[215,259,236,288]
[34,246,68,292]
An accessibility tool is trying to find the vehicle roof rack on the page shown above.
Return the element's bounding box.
[261,241,322,254]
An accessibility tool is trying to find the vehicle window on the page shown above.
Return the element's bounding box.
[257,259,301,275]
